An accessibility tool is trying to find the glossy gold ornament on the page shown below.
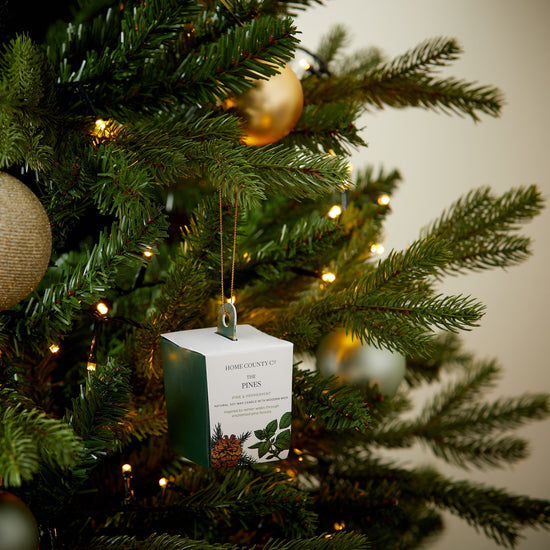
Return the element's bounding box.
[316,329,406,397]
[0,172,52,311]
[228,64,303,146]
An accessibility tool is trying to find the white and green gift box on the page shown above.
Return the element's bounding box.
[161,304,293,468]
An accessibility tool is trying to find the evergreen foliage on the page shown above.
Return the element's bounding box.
[0,1,548,549]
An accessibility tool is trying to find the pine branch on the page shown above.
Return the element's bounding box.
[352,165,402,201]
[120,400,168,443]
[65,359,131,467]
[421,185,545,275]
[353,238,452,294]
[0,35,58,170]
[374,37,462,80]
[86,531,369,550]
[175,15,300,103]
[316,24,349,66]
[292,367,370,432]
[0,392,83,487]
[101,467,317,542]
[302,35,503,120]
[405,332,472,387]
[357,460,550,548]
[288,100,366,155]
[374,361,550,469]
[86,533,243,549]
[361,73,503,121]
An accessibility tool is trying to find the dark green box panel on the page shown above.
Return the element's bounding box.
[161,337,210,467]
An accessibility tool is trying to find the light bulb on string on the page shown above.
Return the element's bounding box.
[49,344,60,354]
[94,118,107,135]
[96,301,109,316]
[377,194,390,206]
[92,118,121,141]
[327,205,342,219]
[321,272,336,283]
[87,334,97,372]
[299,58,311,71]
[370,244,385,255]
[159,477,168,500]
[122,463,135,506]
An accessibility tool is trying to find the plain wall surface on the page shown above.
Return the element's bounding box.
[295,1,550,548]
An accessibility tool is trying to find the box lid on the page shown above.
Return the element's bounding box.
[161,324,291,356]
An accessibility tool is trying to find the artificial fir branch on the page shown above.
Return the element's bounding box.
[292,367,370,432]
[288,100,366,155]
[0,393,83,487]
[372,359,550,469]
[1,2,549,549]
[65,359,131,464]
[421,185,545,275]
[374,36,462,80]
[0,35,58,171]
[86,531,370,550]
[302,33,503,120]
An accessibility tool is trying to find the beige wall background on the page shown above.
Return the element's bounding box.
[295,1,550,548]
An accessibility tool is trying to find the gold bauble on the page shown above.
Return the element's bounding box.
[230,64,303,146]
[0,172,52,311]
[316,329,406,397]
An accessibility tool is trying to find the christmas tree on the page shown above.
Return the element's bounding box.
[1,1,549,549]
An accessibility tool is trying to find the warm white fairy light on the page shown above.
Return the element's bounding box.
[87,361,96,372]
[96,301,109,315]
[322,272,336,283]
[158,477,168,488]
[377,194,390,206]
[143,248,153,259]
[328,205,342,219]
[122,464,132,473]
[49,344,60,353]
[95,118,107,133]
[370,244,385,255]
[299,58,311,71]
[333,521,346,530]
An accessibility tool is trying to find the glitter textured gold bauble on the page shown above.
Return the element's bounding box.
[0,491,40,550]
[0,172,52,311]
[316,329,406,397]
[229,64,303,146]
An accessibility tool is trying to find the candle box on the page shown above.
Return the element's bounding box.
[161,325,293,468]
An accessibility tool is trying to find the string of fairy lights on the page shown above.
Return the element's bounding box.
[42,50,390,527]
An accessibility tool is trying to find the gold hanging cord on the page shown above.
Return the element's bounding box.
[219,185,239,306]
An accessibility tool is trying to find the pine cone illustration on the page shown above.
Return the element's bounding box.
[211,434,242,468]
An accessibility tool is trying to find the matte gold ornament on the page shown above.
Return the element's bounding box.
[316,329,406,397]
[0,172,52,311]
[0,491,40,550]
[228,64,303,146]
